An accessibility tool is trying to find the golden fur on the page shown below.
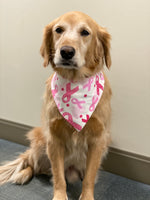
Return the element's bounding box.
[0,11,112,200]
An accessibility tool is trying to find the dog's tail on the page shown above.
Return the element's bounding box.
[0,149,33,185]
[0,127,50,186]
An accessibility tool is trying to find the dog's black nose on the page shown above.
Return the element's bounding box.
[60,46,75,60]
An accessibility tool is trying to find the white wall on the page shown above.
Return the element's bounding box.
[0,0,150,157]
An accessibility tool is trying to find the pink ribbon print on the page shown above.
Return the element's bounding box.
[82,114,89,123]
[96,75,104,95]
[83,77,94,91]
[71,98,85,109]
[51,72,104,132]
[89,95,99,112]
[63,112,82,131]
[62,83,79,103]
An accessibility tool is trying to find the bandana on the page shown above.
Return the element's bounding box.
[51,71,104,132]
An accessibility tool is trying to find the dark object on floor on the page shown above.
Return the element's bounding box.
[0,139,150,200]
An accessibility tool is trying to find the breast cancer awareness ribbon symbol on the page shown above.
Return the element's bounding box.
[52,84,58,97]
[83,77,94,91]
[62,83,79,103]
[71,98,86,109]
[89,95,99,112]
[63,112,82,131]
[82,114,89,123]
[96,75,104,95]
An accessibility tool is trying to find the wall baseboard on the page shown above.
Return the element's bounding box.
[0,118,150,185]
[102,147,150,185]
[0,119,31,146]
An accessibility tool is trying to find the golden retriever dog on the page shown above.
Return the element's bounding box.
[0,11,112,200]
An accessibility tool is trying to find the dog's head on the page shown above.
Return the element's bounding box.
[40,11,111,80]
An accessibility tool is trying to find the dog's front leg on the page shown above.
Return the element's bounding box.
[80,144,103,200]
[80,120,105,200]
[47,133,67,200]
[80,143,104,200]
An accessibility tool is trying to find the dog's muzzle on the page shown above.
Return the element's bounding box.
[55,46,77,68]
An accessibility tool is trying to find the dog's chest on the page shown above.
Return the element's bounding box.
[64,132,88,171]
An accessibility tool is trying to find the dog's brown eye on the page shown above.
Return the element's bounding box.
[55,27,63,34]
[81,30,90,36]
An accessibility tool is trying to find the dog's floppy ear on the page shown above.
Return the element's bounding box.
[40,23,54,67]
[97,27,111,69]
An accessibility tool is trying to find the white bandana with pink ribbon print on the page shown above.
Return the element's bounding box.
[51,71,105,132]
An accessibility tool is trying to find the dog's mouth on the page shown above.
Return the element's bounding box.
[62,62,72,66]
[55,60,78,69]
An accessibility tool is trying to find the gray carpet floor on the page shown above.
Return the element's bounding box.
[0,139,150,200]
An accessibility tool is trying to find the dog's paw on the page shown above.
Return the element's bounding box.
[79,194,94,200]
[52,195,68,200]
